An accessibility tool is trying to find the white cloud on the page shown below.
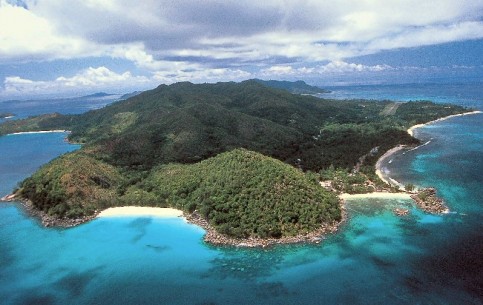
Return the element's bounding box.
[3,67,149,95]
[0,0,91,61]
[319,61,393,73]
[366,21,483,51]
[1,65,251,97]
[261,66,295,75]
[0,0,482,95]
[260,61,393,77]
[1,0,481,64]
[152,67,251,84]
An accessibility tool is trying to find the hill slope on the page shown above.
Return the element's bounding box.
[0,80,465,172]
[138,149,340,238]
[18,149,340,240]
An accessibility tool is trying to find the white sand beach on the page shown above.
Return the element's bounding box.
[375,145,406,186]
[8,130,69,135]
[340,192,411,200]
[97,206,184,218]
[376,110,482,185]
[407,110,482,136]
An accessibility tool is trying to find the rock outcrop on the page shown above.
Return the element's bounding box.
[411,188,448,214]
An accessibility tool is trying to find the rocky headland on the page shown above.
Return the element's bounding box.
[410,188,448,214]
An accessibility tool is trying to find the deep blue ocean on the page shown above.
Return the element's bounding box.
[0,83,481,305]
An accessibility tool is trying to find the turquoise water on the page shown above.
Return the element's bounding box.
[1,83,482,304]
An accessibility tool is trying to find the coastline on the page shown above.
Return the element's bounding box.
[97,206,184,218]
[376,110,482,186]
[186,201,347,248]
[2,194,347,248]
[6,130,69,136]
[340,192,411,200]
[374,145,406,187]
[407,110,482,137]
[5,110,478,247]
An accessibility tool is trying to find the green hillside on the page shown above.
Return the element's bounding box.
[18,149,340,239]
[0,80,465,172]
[138,149,340,238]
[19,151,124,218]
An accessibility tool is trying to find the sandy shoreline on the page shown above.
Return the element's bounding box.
[376,110,482,186]
[97,206,184,218]
[375,145,406,187]
[340,192,411,200]
[7,130,69,136]
[407,110,482,136]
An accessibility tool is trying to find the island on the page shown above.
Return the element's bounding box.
[0,80,472,246]
[0,112,15,119]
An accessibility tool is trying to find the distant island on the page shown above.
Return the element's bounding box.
[0,80,471,246]
[119,91,143,100]
[0,112,15,119]
[81,92,114,98]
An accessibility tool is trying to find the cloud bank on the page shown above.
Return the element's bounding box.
[0,0,482,95]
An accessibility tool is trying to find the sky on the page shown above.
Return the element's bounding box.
[0,0,482,99]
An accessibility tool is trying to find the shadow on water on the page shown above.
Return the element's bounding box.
[406,231,483,301]
[145,244,170,252]
[54,267,103,297]
[13,294,56,305]
[126,218,152,243]
[255,281,293,299]
[0,242,16,272]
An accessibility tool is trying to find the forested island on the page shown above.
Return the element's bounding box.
[0,80,469,246]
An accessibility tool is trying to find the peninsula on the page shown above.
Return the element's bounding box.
[0,112,15,119]
[0,80,471,246]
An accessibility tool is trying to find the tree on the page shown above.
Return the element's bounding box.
[405,183,415,192]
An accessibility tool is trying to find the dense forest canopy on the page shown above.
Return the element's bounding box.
[0,80,465,172]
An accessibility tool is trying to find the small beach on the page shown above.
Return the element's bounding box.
[7,130,69,136]
[97,206,184,218]
[375,145,406,186]
[340,192,411,200]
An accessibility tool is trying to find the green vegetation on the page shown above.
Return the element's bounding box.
[0,80,466,172]
[19,151,123,218]
[1,80,470,240]
[320,166,374,194]
[318,165,392,194]
[405,183,416,192]
[139,149,340,238]
[18,149,339,239]
[0,113,61,133]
